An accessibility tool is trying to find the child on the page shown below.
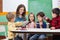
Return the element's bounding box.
[45,8,60,29]
[26,13,36,28]
[29,12,47,40]
[45,8,60,40]
[26,13,36,40]
[6,12,16,40]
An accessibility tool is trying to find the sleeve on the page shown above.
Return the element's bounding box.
[8,23,15,31]
[55,18,60,29]
[46,18,51,23]
[8,24,13,31]
[26,23,30,28]
[43,22,47,28]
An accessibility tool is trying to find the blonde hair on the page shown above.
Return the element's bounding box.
[6,12,15,21]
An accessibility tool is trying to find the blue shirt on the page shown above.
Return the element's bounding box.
[36,21,47,28]
[15,17,26,22]
[36,21,47,35]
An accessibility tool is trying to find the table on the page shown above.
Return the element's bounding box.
[11,28,60,40]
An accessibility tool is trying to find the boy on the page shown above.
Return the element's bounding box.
[45,8,60,29]
[29,12,47,40]
[6,12,16,40]
[45,8,60,40]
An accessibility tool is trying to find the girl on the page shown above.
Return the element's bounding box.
[29,12,47,40]
[26,13,36,28]
[26,13,36,40]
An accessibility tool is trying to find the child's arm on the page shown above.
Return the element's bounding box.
[26,25,29,28]
[55,17,60,29]
[40,22,43,28]
[8,25,14,31]
[26,24,29,28]
[8,23,16,31]
[44,16,51,23]
[51,27,55,30]
[51,17,60,29]
[31,22,36,28]
[34,23,37,28]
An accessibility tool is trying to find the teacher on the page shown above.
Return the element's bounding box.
[15,4,26,22]
[15,4,26,40]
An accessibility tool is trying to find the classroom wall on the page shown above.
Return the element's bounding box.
[3,0,28,12]
[0,0,28,22]
[1,0,60,12]
[0,0,60,36]
[28,0,52,21]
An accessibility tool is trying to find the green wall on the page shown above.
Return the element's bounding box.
[0,16,8,36]
[28,0,52,21]
[0,15,8,22]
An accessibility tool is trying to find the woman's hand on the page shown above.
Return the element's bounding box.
[51,27,55,30]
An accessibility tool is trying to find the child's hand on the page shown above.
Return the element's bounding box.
[40,22,43,26]
[44,16,48,20]
[51,27,55,30]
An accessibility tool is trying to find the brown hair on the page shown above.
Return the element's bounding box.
[52,8,60,16]
[16,4,26,17]
[28,13,35,23]
[37,12,45,17]
[6,12,15,21]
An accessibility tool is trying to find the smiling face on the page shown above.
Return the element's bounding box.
[19,7,24,15]
[37,12,45,22]
[52,8,60,18]
[52,13,57,18]
[16,4,26,17]
[37,15,43,22]
[29,14,35,22]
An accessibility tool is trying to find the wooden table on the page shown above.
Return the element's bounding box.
[11,28,60,40]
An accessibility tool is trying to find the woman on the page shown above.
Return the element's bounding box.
[15,4,26,40]
[15,4,26,22]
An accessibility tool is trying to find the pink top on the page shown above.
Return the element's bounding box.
[27,22,35,28]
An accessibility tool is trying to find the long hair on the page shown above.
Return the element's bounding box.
[28,13,35,23]
[16,4,26,17]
